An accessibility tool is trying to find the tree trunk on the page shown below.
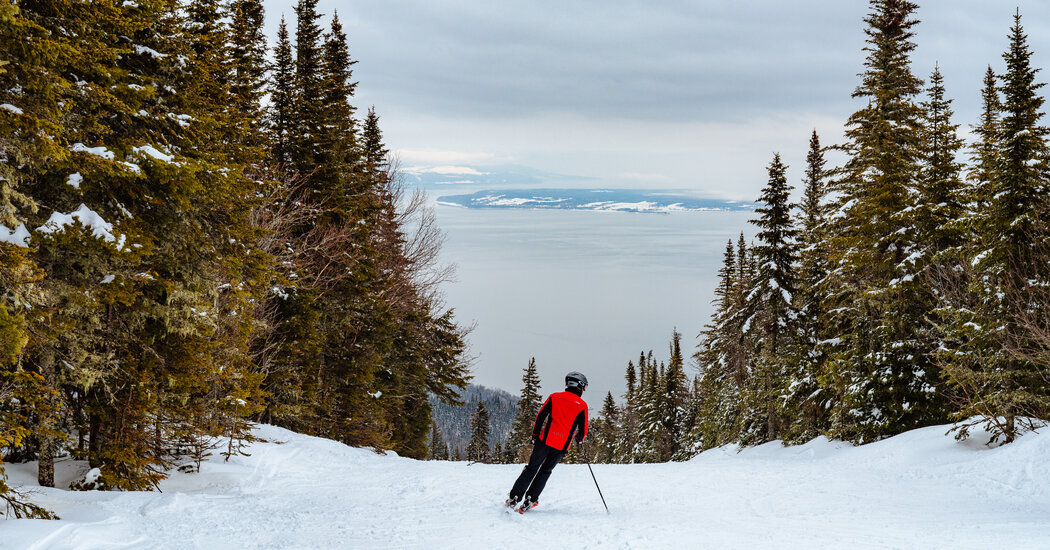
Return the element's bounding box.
[88,400,101,469]
[37,348,57,487]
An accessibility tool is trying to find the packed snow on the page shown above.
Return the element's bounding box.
[3,424,1050,549]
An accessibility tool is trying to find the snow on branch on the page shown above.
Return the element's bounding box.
[36,204,127,250]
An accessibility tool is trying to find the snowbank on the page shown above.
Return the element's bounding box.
[4,424,1050,549]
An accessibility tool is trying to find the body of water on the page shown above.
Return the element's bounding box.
[435,206,754,404]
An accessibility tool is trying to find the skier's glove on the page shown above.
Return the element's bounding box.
[530,435,539,445]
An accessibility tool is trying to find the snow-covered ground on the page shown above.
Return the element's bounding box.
[3,423,1050,549]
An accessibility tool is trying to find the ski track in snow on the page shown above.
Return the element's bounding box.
[3,424,1050,549]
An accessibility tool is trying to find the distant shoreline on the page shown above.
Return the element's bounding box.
[436,188,756,214]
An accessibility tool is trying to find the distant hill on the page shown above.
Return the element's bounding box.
[430,385,518,457]
[437,188,756,213]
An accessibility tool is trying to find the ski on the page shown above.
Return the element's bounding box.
[515,500,538,514]
[502,498,537,514]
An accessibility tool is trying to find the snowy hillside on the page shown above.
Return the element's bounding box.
[430,384,518,453]
[4,423,1050,549]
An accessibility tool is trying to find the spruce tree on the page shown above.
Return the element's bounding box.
[674,377,705,460]
[508,357,543,461]
[660,330,689,459]
[268,17,296,165]
[319,12,358,160]
[228,0,268,150]
[634,354,664,462]
[492,440,504,464]
[695,236,751,449]
[941,12,1050,443]
[613,360,640,463]
[782,132,830,443]
[428,422,444,460]
[0,0,470,505]
[0,0,61,504]
[466,401,491,463]
[593,391,619,463]
[916,66,967,256]
[290,0,326,172]
[741,153,798,444]
[821,0,946,443]
[0,0,262,490]
[910,66,968,432]
[969,67,1001,211]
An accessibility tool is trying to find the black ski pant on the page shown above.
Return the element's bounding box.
[509,443,565,503]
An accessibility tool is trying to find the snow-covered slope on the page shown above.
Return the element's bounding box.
[4,423,1050,549]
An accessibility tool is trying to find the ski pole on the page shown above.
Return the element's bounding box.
[583,442,609,514]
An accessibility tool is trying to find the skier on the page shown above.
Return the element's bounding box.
[506,371,589,513]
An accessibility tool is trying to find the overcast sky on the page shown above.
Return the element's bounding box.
[255,1,1050,399]
[260,1,1050,200]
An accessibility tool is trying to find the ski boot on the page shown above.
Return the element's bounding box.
[516,497,538,514]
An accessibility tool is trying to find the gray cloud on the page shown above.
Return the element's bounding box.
[263,1,1050,124]
[261,1,1050,199]
[256,1,1050,397]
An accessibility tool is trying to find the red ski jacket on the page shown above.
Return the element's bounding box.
[533,391,588,452]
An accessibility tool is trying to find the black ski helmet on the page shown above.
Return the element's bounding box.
[565,371,588,391]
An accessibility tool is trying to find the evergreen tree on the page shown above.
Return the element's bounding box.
[315,12,360,184]
[674,377,705,460]
[740,153,798,444]
[0,0,266,491]
[694,236,750,449]
[593,391,620,463]
[0,9,46,498]
[0,0,470,511]
[362,107,387,170]
[916,66,967,257]
[290,0,326,172]
[492,440,504,464]
[261,6,390,450]
[361,105,468,458]
[660,330,689,459]
[0,0,62,507]
[909,65,969,432]
[228,0,268,144]
[968,67,1002,211]
[820,0,946,443]
[268,17,296,164]
[634,353,665,462]
[428,422,444,460]
[782,132,830,443]
[508,357,543,461]
[613,360,640,463]
[941,12,1050,443]
[466,401,491,463]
